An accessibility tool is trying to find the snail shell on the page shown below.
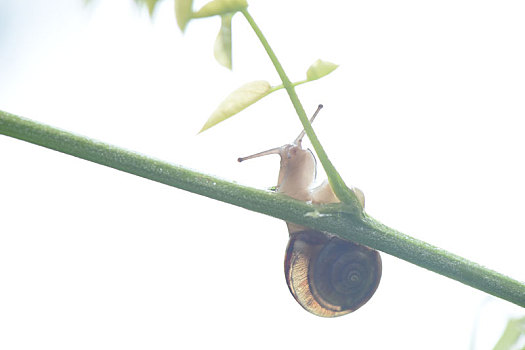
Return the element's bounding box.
[285,230,382,317]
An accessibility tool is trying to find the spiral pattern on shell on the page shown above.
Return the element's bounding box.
[284,230,382,317]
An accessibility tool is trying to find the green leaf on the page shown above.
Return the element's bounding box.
[134,0,163,17]
[193,0,248,18]
[306,59,339,81]
[175,0,193,32]
[214,14,233,69]
[145,0,160,16]
[199,80,272,133]
[493,317,525,350]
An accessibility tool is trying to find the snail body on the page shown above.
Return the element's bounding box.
[238,105,381,317]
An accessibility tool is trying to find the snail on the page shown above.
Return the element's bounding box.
[238,105,382,317]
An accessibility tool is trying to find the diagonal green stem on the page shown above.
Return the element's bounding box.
[240,9,360,207]
[1,109,524,308]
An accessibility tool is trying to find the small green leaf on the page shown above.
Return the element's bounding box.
[214,14,233,69]
[199,80,272,133]
[175,0,193,32]
[493,317,525,350]
[145,0,160,16]
[134,0,163,17]
[306,59,339,81]
[193,0,248,18]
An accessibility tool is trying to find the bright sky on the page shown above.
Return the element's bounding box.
[1,1,524,349]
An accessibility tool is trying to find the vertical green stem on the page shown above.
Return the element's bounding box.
[240,9,359,207]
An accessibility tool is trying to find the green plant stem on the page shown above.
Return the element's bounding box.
[269,79,309,93]
[1,109,524,308]
[240,9,359,207]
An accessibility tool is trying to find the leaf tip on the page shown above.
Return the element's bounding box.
[175,0,194,32]
[197,125,209,134]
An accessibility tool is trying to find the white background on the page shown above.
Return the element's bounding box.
[1,0,524,349]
